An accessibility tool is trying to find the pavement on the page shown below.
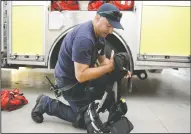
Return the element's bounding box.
[1,68,190,133]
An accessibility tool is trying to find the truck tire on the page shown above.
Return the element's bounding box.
[104,39,133,93]
[104,40,117,59]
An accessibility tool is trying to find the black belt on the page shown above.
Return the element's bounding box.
[58,82,88,97]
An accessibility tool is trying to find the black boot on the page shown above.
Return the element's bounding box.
[31,94,81,124]
[31,94,48,123]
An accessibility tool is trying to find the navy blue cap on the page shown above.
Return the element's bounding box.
[97,3,124,30]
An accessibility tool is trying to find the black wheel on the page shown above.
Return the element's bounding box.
[104,40,117,59]
[137,71,148,80]
[104,39,133,93]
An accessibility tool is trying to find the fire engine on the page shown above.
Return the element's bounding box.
[1,1,190,84]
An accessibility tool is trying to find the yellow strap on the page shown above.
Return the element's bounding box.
[120,98,126,103]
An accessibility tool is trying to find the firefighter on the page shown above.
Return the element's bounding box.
[31,3,131,127]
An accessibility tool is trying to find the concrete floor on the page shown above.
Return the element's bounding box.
[1,68,190,133]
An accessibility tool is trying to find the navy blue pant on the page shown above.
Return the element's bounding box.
[42,75,109,123]
[42,95,89,123]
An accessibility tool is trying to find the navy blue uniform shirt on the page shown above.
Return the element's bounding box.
[54,20,105,86]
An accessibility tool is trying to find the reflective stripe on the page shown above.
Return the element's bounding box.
[91,121,100,132]
[89,109,95,122]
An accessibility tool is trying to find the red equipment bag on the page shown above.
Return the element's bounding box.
[1,89,28,111]
[51,0,80,11]
[109,0,134,10]
[88,0,104,11]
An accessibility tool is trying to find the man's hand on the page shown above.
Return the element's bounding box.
[74,50,115,83]
[124,70,132,79]
[97,55,110,66]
